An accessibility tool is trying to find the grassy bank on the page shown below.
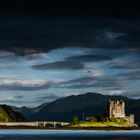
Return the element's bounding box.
[69,121,137,128]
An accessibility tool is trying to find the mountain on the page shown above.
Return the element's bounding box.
[33,102,50,114]
[28,92,140,124]
[11,106,34,118]
[0,105,26,122]
[12,102,49,118]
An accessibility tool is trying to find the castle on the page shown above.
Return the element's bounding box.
[109,99,135,124]
[109,99,125,118]
[86,99,135,124]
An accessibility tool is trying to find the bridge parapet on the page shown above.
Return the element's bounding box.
[0,121,70,128]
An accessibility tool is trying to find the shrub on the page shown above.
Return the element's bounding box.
[72,116,79,125]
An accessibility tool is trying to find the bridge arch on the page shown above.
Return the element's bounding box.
[45,123,54,128]
[55,123,62,128]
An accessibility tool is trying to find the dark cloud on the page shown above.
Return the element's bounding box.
[32,60,84,70]
[5,47,43,56]
[14,95,24,99]
[59,76,123,89]
[0,80,52,91]
[108,61,140,69]
[65,54,112,62]
[118,70,140,80]
[0,13,140,56]
[0,0,140,21]
[31,54,112,71]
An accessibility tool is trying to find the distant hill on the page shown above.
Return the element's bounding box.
[11,106,34,118]
[12,102,49,118]
[0,105,26,122]
[27,92,140,124]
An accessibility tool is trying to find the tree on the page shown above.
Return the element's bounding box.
[72,116,79,125]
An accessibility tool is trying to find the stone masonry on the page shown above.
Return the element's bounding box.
[109,99,125,118]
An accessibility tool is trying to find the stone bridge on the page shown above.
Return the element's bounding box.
[0,121,70,128]
[39,121,70,128]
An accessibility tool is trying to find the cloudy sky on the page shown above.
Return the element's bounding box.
[0,1,139,107]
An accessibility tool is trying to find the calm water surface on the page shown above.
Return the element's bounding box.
[0,129,140,140]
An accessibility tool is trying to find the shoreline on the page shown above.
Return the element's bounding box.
[0,126,139,130]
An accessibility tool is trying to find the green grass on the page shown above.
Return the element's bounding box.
[70,121,135,127]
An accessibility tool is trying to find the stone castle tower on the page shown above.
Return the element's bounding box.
[109,99,125,118]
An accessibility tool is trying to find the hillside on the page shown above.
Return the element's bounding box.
[0,105,26,122]
[11,106,34,118]
[28,92,140,123]
[12,102,49,118]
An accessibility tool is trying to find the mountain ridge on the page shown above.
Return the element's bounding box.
[11,92,140,124]
[27,93,138,122]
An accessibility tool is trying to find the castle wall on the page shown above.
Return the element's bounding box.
[109,100,125,118]
[126,114,135,124]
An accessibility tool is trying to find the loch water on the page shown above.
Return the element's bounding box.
[0,129,140,140]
